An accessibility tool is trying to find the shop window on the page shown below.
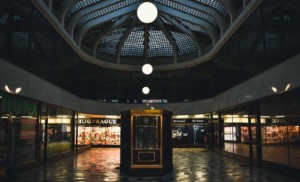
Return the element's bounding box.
[172,118,208,146]
[77,126,91,145]
[224,126,237,141]
[47,107,72,156]
[261,125,288,144]
[76,118,121,146]
[0,93,38,165]
[91,126,120,145]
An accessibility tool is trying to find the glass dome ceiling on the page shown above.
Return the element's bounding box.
[33,0,242,71]
[3,0,300,103]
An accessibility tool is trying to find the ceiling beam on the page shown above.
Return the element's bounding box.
[92,14,133,57]
[67,0,120,37]
[220,0,238,23]
[116,17,138,64]
[160,13,202,57]
[75,3,139,47]
[57,0,77,25]
[153,2,218,45]
[144,24,150,64]
[172,0,227,35]
[156,17,178,63]
[47,0,53,11]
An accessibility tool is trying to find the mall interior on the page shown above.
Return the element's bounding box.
[1,0,300,181]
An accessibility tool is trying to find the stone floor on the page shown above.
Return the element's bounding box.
[4,148,298,182]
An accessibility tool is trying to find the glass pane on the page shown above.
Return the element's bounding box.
[91,126,120,145]
[133,116,160,150]
[77,126,91,146]
[47,107,72,156]
[261,122,289,166]
[11,116,37,165]
[0,117,9,171]
[289,124,300,169]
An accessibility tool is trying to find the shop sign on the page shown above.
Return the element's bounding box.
[191,119,206,123]
[78,118,121,125]
[271,118,285,123]
[172,119,186,123]
[1,93,37,116]
[172,119,208,123]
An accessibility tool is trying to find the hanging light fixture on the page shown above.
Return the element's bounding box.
[142,63,153,75]
[137,2,158,24]
[142,86,150,94]
[137,2,157,75]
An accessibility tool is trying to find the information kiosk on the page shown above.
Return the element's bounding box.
[120,110,173,175]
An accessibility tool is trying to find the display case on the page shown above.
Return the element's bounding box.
[120,110,173,175]
[133,115,161,166]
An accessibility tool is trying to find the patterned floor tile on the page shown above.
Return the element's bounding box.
[3,148,298,182]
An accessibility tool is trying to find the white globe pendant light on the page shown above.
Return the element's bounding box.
[142,86,150,95]
[137,2,158,23]
[142,63,153,75]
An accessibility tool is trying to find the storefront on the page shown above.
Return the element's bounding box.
[0,91,76,175]
[172,118,208,147]
[76,116,121,147]
[40,106,73,157]
[0,92,38,174]
[220,89,300,171]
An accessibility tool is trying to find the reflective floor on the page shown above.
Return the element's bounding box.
[5,148,298,182]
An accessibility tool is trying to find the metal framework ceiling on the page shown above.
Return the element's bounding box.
[2,0,300,103]
[31,0,260,71]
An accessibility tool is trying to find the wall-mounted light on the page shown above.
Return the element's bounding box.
[137,2,158,24]
[142,86,150,94]
[271,83,291,94]
[4,85,22,94]
[244,95,253,99]
[142,63,153,75]
[271,86,277,93]
[285,83,291,92]
[15,87,22,94]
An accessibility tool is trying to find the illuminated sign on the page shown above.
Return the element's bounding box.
[78,118,121,125]
[142,99,168,104]
[172,119,208,123]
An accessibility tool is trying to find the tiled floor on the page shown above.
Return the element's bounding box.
[5,148,298,181]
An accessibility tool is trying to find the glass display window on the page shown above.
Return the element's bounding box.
[76,117,121,146]
[91,126,120,145]
[172,124,206,145]
[78,126,91,145]
[224,126,237,141]
[240,126,249,142]
[133,116,160,150]
[131,113,163,166]
[172,125,189,144]
[261,125,288,144]
[288,125,300,144]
